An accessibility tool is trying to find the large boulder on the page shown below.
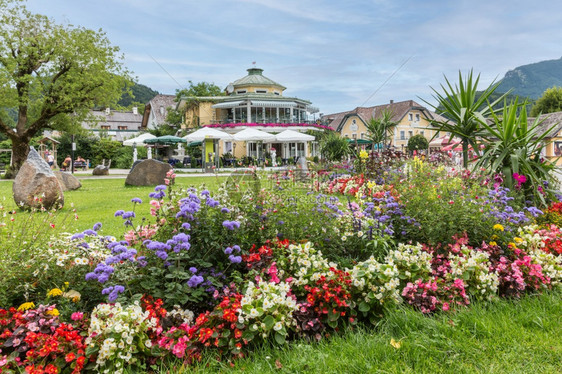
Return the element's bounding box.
[53,170,82,191]
[92,165,109,176]
[13,148,64,209]
[125,159,172,186]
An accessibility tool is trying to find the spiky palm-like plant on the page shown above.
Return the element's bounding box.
[424,70,508,167]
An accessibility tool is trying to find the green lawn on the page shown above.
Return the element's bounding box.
[0,176,227,237]
[184,291,562,374]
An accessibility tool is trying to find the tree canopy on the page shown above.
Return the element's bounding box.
[0,0,130,176]
[407,134,429,152]
[530,86,562,117]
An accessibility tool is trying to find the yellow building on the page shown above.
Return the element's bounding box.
[177,68,326,161]
[321,100,446,151]
[534,111,562,165]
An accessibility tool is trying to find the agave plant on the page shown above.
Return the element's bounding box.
[424,70,508,168]
[476,99,559,206]
[319,131,351,162]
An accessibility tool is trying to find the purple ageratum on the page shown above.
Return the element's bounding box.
[232,245,241,253]
[122,211,135,219]
[228,255,242,263]
[102,285,125,302]
[71,233,85,240]
[187,275,204,288]
[224,246,233,255]
[131,197,142,204]
[189,267,198,273]
[83,229,97,236]
[93,222,102,231]
[181,222,191,230]
[155,185,167,191]
[114,210,125,217]
[221,207,230,213]
[222,220,241,230]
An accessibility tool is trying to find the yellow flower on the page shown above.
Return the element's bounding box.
[359,150,369,160]
[493,224,504,231]
[390,338,402,349]
[489,241,497,246]
[514,237,523,244]
[17,302,35,311]
[47,288,63,297]
[46,308,60,316]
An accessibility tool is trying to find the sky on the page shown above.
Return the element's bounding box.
[22,0,562,115]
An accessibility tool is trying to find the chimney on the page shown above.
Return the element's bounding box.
[390,100,394,104]
[105,107,110,115]
[132,107,138,115]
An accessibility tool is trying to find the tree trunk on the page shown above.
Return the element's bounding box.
[462,138,469,168]
[5,136,31,179]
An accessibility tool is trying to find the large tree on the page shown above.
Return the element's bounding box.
[530,86,562,117]
[171,81,225,129]
[0,0,129,176]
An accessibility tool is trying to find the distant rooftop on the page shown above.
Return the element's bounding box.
[231,68,286,90]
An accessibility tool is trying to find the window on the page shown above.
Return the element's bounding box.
[408,113,413,121]
[420,131,425,136]
[416,114,420,121]
[400,131,405,140]
[274,92,280,95]
[224,141,233,153]
[118,126,128,130]
[408,131,413,138]
[344,134,349,138]
[361,132,366,139]
[352,133,357,139]
[101,125,110,130]
[236,90,247,94]
[255,89,267,94]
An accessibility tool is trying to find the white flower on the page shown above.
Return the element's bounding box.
[273,322,283,331]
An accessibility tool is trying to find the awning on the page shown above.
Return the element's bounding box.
[211,101,245,109]
[250,101,297,108]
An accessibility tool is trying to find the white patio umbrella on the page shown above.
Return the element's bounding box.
[123,133,156,146]
[183,127,233,142]
[233,128,275,142]
[274,129,315,142]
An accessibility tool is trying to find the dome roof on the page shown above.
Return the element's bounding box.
[231,68,286,90]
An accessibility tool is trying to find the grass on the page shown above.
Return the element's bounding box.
[182,291,562,374]
[0,175,228,237]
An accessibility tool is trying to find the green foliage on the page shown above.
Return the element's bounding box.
[0,1,130,173]
[407,134,429,152]
[176,81,225,98]
[90,137,131,168]
[364,110,396,150]
[319,131,351,162]
[394,160,497,247]
[530,86,562,116]
[425,70,508,167]
[497,56,562,99]
[476,100,559,206]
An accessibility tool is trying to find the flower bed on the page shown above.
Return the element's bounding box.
[1,164,561,372]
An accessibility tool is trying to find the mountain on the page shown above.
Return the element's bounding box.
[497,57,562,99]
[118,82,160,108]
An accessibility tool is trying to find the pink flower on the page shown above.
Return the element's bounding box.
[71,312,84,321]
[442,302,450,311]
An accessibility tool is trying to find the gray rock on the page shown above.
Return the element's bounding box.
[125,159,172,186]
[92,165,109,176]
[53,170,82,191]
[13,147,64,209]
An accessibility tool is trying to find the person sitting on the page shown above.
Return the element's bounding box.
[75,156,87,170]
[62,155,72,171]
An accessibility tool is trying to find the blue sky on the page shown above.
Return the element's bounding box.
[24,0,562,115]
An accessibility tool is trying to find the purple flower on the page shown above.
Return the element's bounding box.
[93,222,102,231]
[224,246,233,255]
[228,255,242,264]
[182,222,191,230]
[71,233,85,240]
[189,267,198,273]
[222,220,241,230]
[187,275,204,288]
[114,210,125,217]
[122,211,135,219]
[131,197,142,204]
[232,245,241,253]
[221,207,230,213]
[83,229,97,236]
[154,185,167,191]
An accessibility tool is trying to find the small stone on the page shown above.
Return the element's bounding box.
[125,159,172,186]
[53,170,82,191]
